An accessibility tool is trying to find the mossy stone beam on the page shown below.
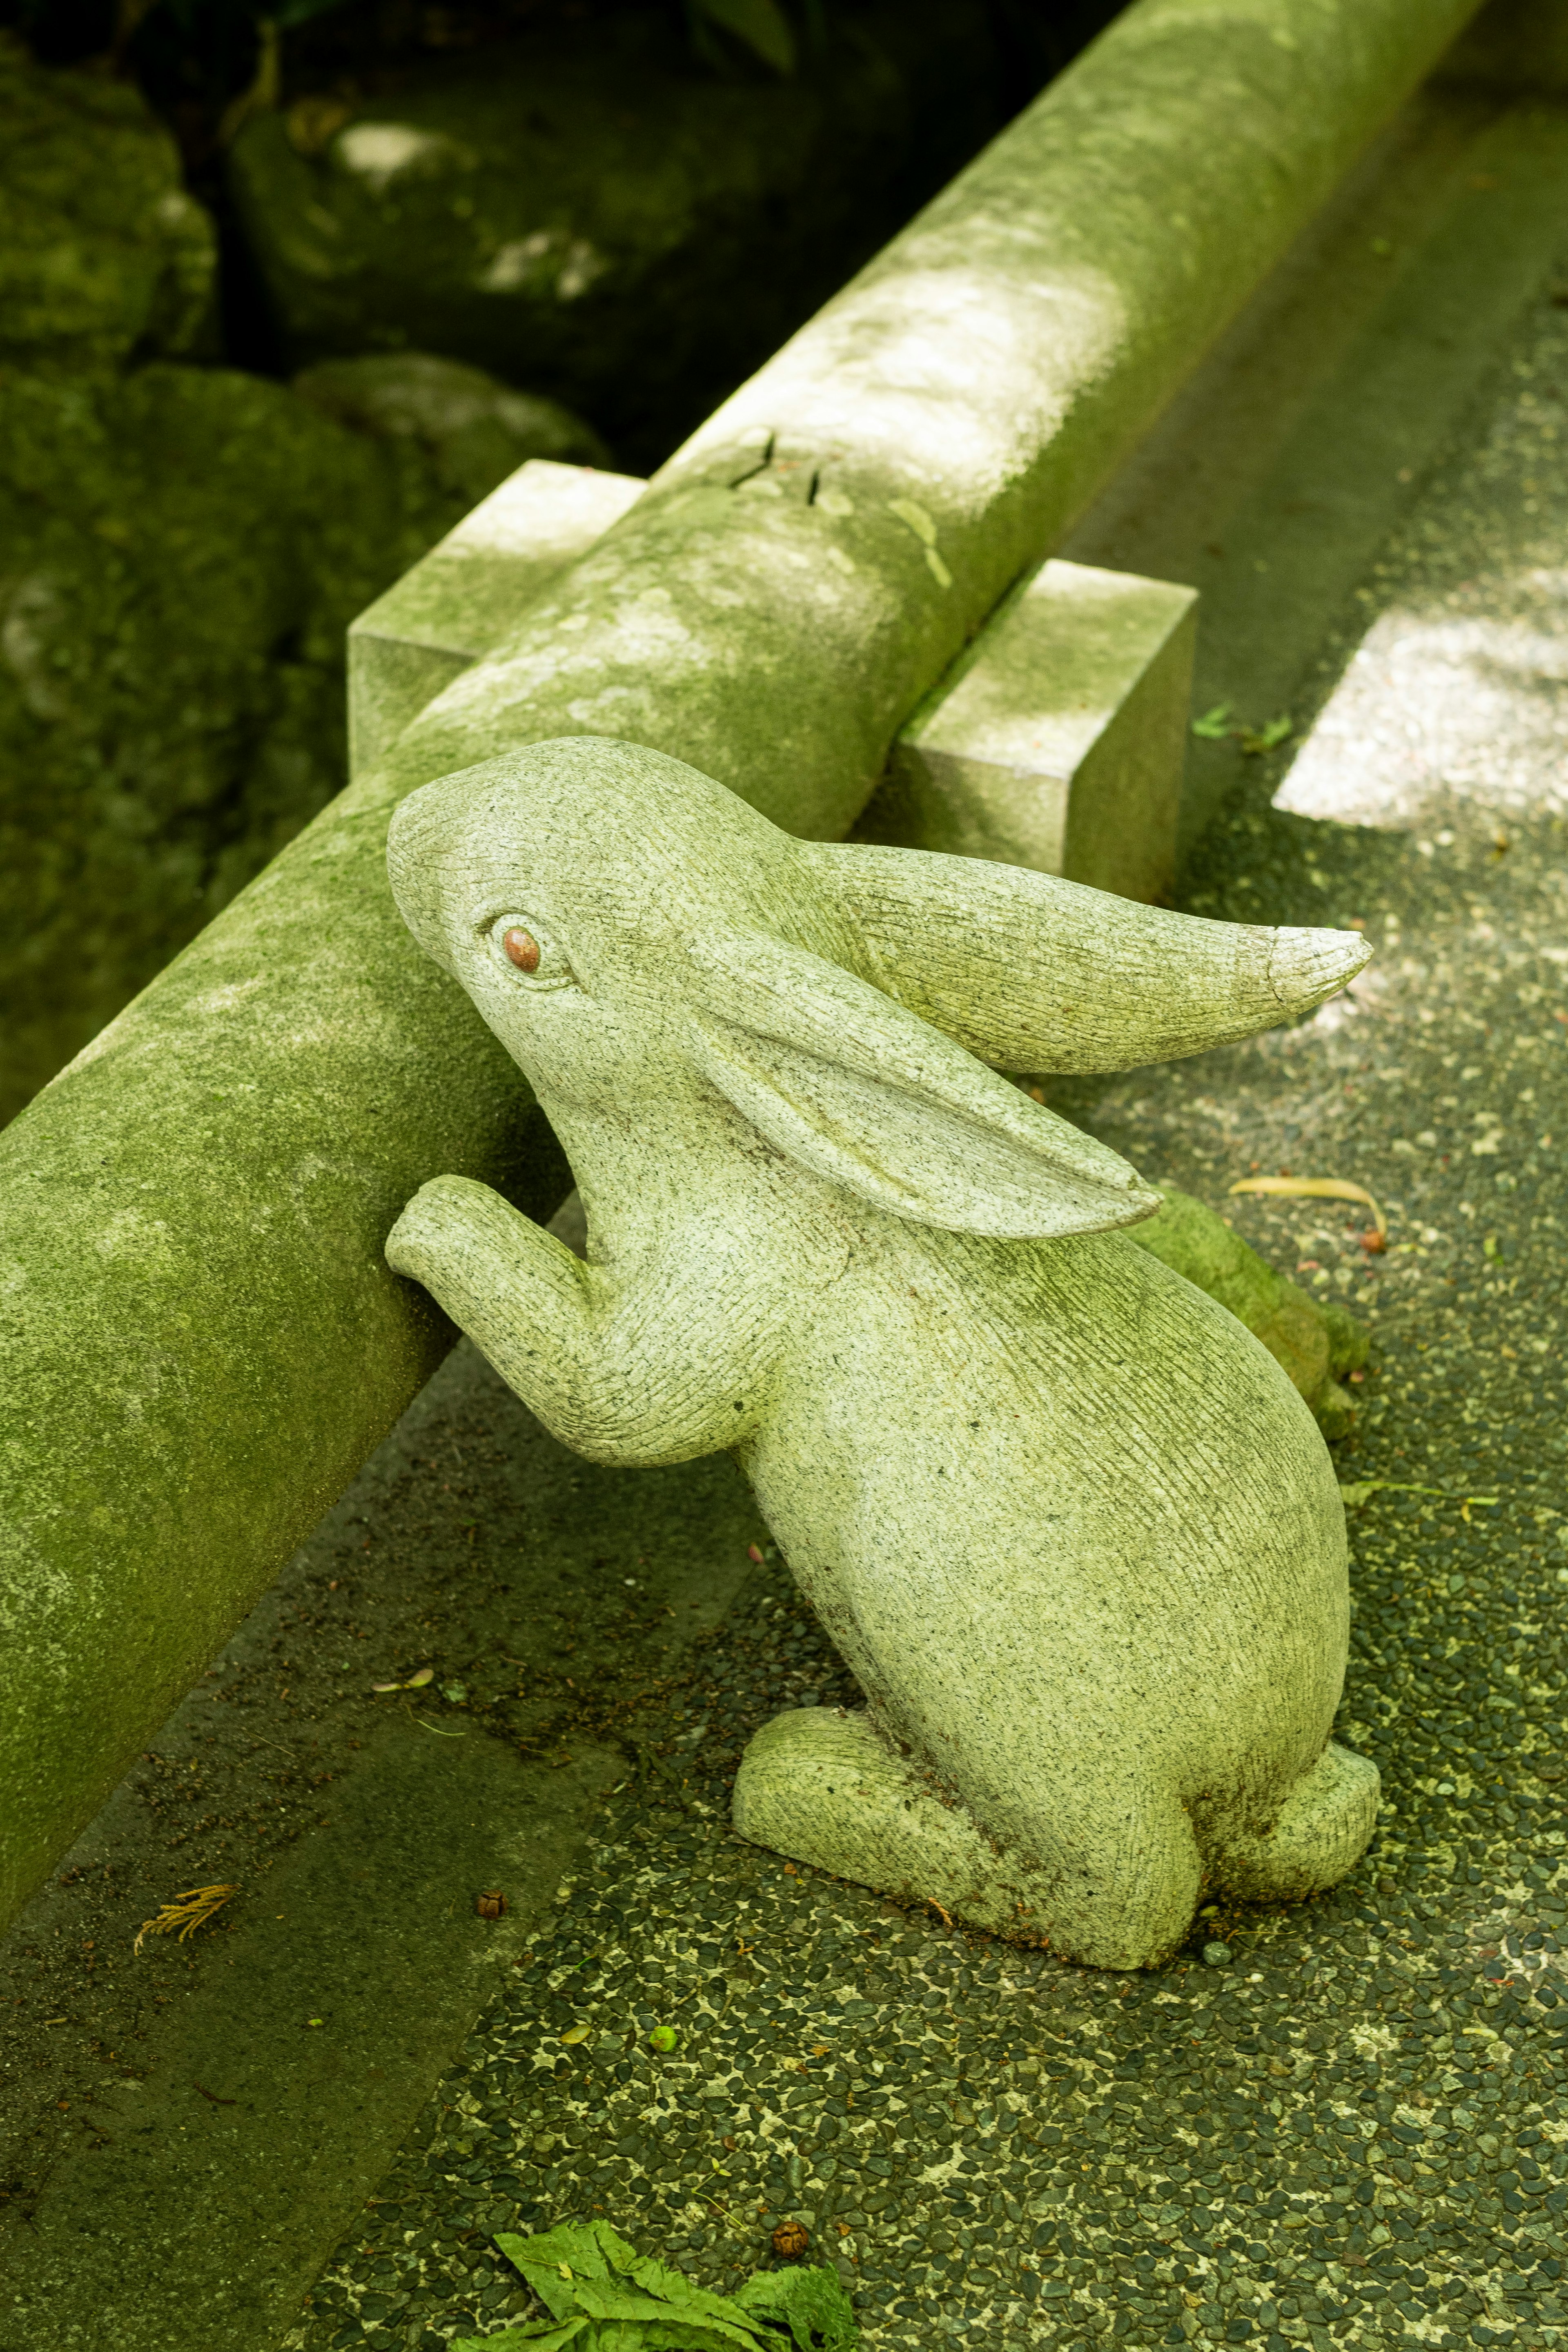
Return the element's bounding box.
[0,0,1482,1930]
[356,474,1197,902]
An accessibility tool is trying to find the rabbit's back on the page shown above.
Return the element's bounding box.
[740,1216,1348,1855]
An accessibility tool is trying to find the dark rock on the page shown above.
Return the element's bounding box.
[225,0,1002,466]
[0,39,615,1119]
[292,350,608,509]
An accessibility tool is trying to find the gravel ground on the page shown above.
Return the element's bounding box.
[278,266,1568,2350]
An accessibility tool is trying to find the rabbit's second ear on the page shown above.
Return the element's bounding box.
[804,840,1371,1074]
[684,934,1158,1239]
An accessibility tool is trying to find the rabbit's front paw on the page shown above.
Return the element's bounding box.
[385,1173,485,1283]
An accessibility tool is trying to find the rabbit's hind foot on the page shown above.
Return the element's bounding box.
[733,1706,1198,1967]
[733,1705,1050,1940]
[1214,1740,1381,1903]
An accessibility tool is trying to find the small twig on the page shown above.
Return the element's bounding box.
[1338,1479,1498,1515]
[402,1699,465,1738]
[194,2082,236,2106]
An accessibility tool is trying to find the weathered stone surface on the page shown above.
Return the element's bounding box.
[0,33,216,373]
[382,738,1378,1967]
[225,1,1003,461]
[0,0,1483,1933]
[355,495,1198,900]
[857,557,1197,902]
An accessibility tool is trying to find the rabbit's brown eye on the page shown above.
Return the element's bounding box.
[486,911,575,989]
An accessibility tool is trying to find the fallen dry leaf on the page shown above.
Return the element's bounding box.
[1229,1174,1386,1238]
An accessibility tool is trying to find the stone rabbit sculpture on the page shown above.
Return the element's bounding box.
[385,738,1379,1969]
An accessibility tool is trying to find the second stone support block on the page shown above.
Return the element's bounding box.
[853,558,1197,904]
[350,466,1196,903]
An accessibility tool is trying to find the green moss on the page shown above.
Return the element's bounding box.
[1128,1187,1367,1434]
[0,353,606,1121]
[0,33,216,372]
[0,43,609,1123]
[0,365,394,1119]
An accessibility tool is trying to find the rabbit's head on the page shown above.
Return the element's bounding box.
[389,739,1369,1241]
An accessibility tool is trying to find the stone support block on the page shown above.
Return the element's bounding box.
[0,0,1487,1930]
[347,461,644,780]
[860,559,1196,903]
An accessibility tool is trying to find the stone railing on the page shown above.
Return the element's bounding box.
[0,0,1482,1931]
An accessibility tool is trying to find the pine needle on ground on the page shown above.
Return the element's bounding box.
[133,1883,238,1956]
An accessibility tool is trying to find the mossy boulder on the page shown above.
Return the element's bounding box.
[1128,1186,1369,1435]
[225,0,1000,464]
[0,365,396,1121]
[0,40,608,1121]
[0,356,603,1123]
[292,350,608,510]
[0,32,216,372]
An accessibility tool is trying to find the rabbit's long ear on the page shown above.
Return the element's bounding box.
[684,933,1159,1240]
[804,841,1371,1073]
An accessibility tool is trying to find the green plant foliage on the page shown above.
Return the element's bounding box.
[131,0,350,30]
[119,0,806,78]
[690,0,797,75]
[448,2218,858,2351]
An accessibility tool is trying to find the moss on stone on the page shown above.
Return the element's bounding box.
[0,364,398,1120]
[0,352,605,1122]
[0,44,609,1124]
[292,352,609,511]
[1129,1186,1367,1435]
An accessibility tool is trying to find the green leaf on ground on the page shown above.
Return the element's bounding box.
[735,2261,860,2351]
[449,2219,858,2350]
[693,0,797,74]
[1190,702,1233,739]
